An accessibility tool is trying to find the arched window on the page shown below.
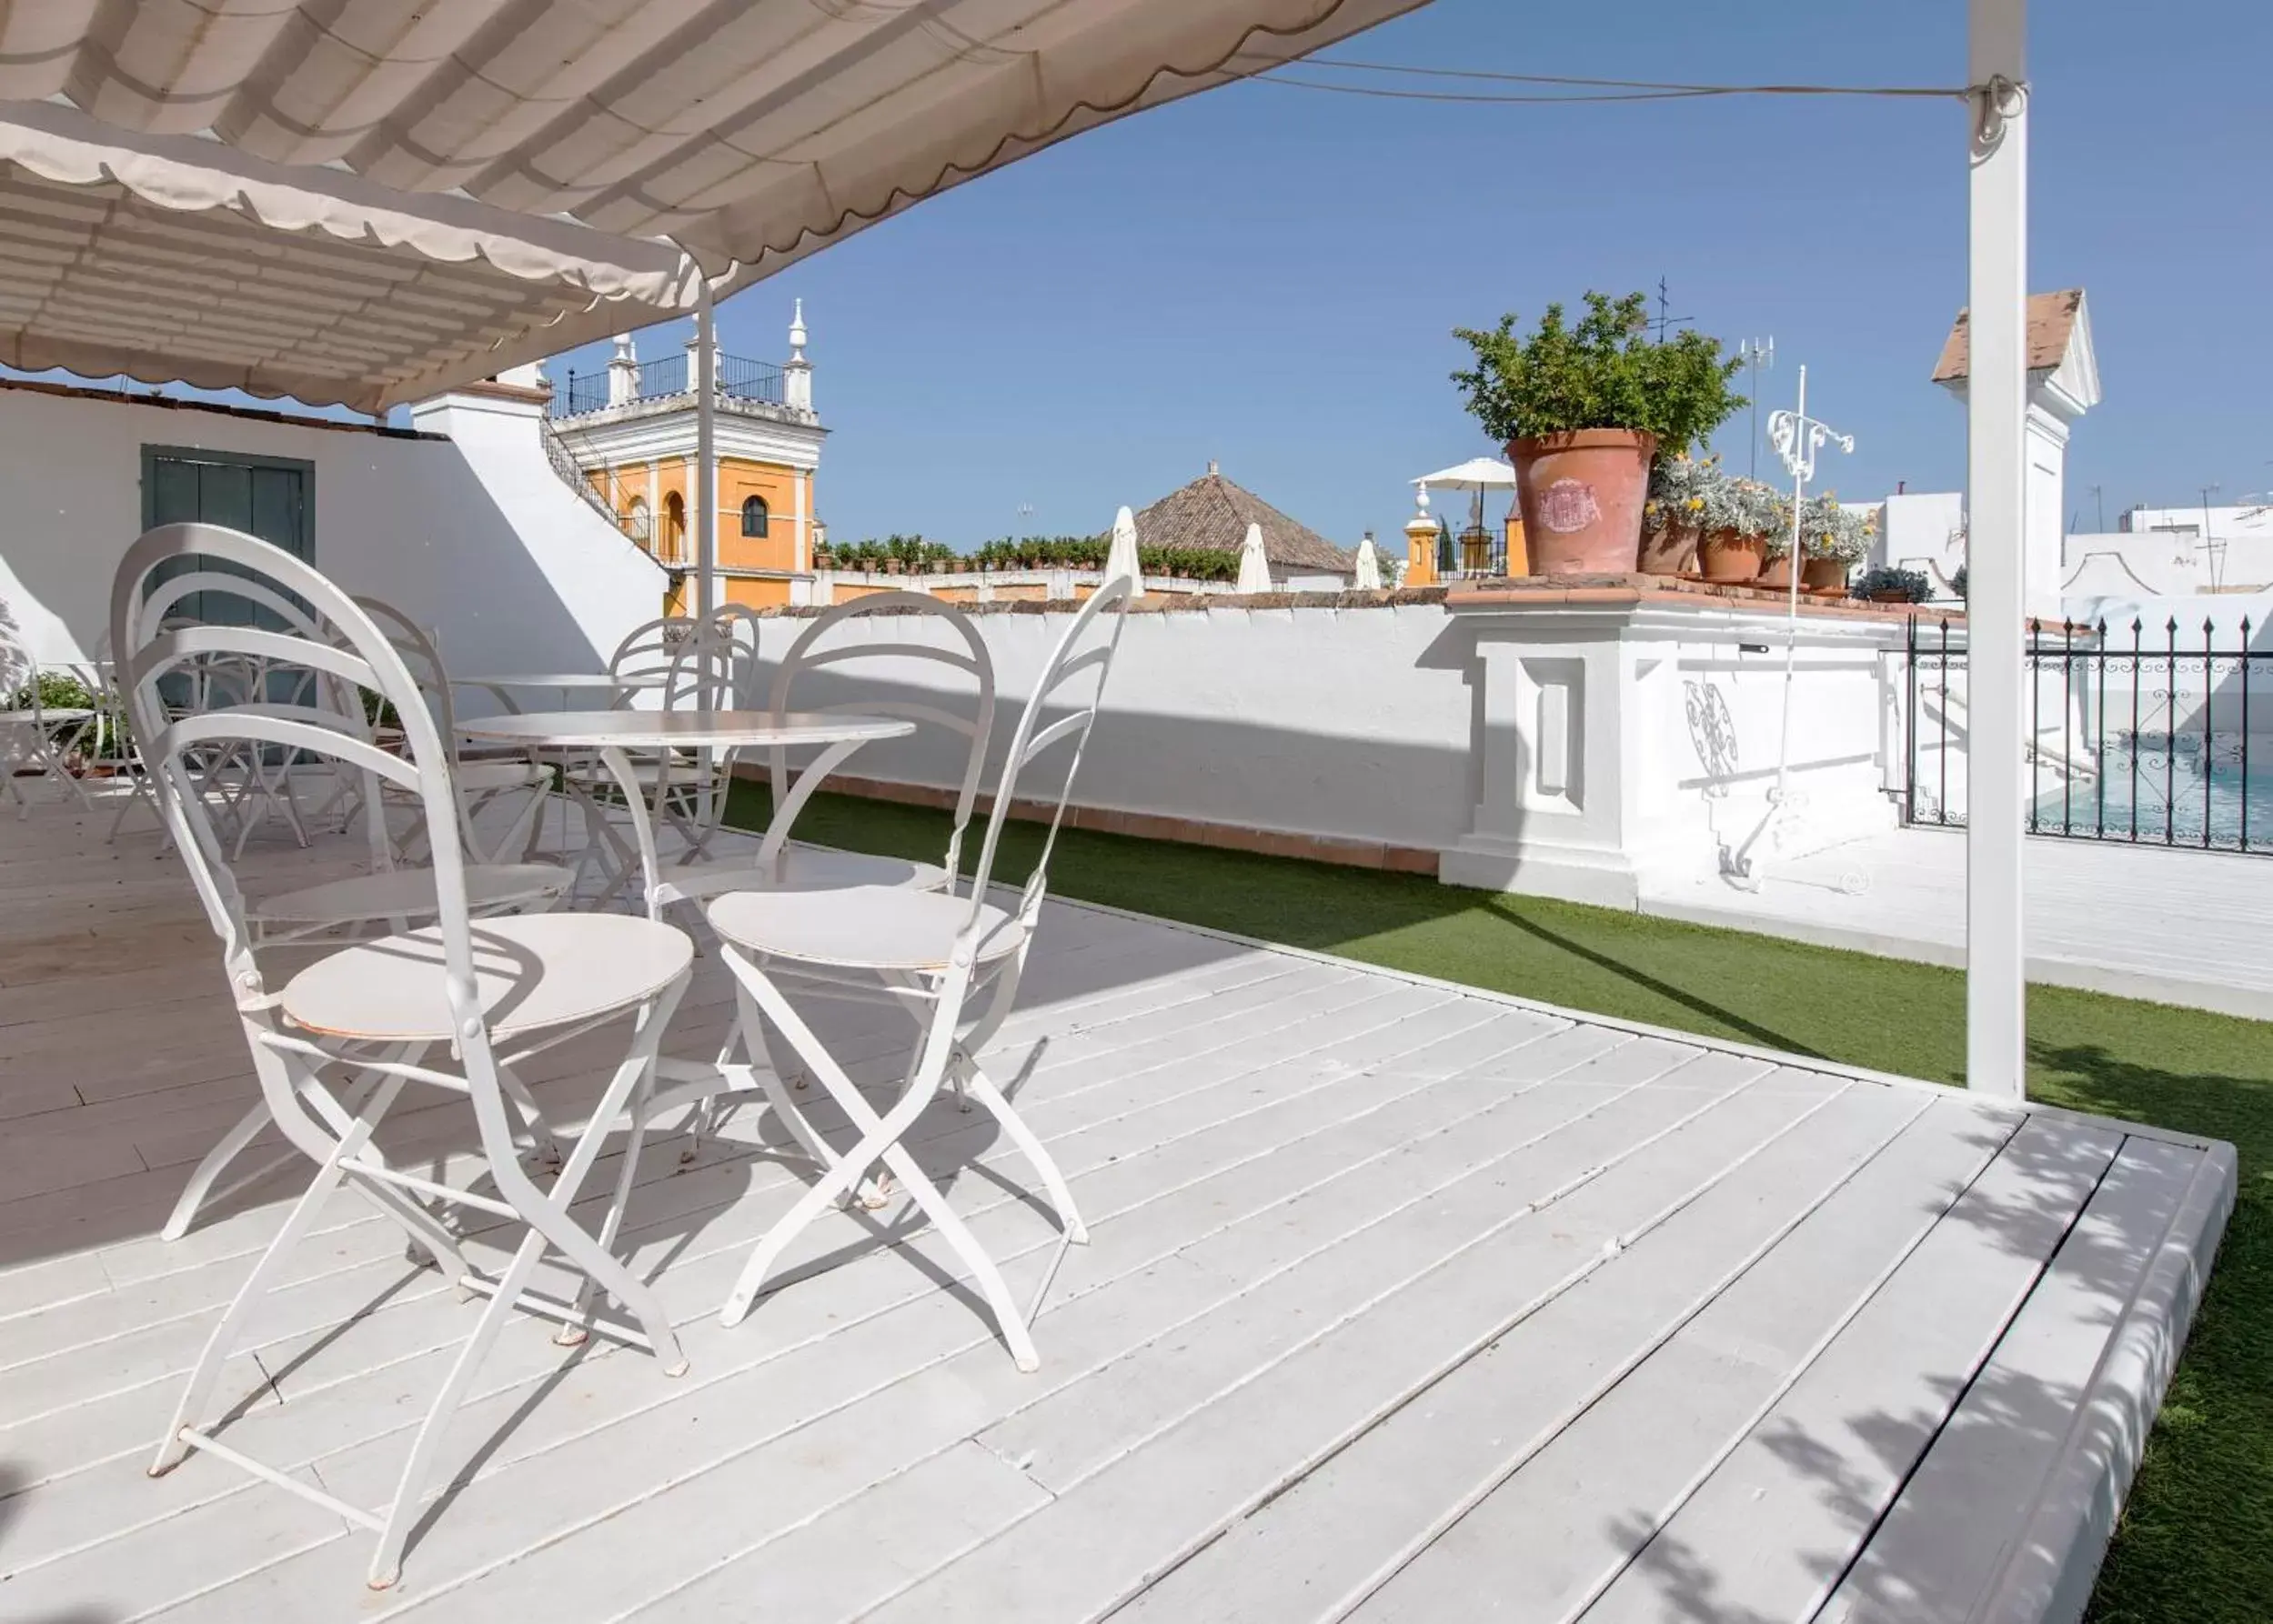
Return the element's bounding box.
[664,491,686,547]
[740,495,769,538]
[624,496,650,543]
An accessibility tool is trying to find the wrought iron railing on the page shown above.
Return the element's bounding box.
[553,371,608,417]
[538,415,628,529]
[1437,526,1507,579]
[549,352,788,418]
[719,355,784,405]
[1904,614,2272,853]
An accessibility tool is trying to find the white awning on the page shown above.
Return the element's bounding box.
[0,0,1423,412]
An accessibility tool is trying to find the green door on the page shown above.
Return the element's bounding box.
[141,446,314,625]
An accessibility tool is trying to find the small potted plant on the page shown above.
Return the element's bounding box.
[1763,493,1859,590]
[1801,496,1873,591]
[1640,452,1719,575]
[1697,476,1785,583]
[1853,565,1933,604]
[1453,291,1745,575]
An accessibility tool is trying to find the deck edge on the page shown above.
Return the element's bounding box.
[1971,1137,2239,1624]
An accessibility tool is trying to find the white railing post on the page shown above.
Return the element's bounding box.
[1966,0,2029,1098]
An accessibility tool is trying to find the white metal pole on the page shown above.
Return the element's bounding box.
[1775,366,1809,807]
[1966,0,2028,1098]
[695,282,719,627]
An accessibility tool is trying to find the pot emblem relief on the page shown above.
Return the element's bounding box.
[1534,478,1602,535]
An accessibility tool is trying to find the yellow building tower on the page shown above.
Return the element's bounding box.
[546,302,826,612]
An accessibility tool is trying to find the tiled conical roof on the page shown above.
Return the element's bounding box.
[1130,467,1353,575]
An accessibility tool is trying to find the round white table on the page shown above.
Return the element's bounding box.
[457,707,918,1160]
[456,708,915,908]
[452,673,673,854]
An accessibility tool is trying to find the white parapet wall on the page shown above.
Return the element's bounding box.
[729,585,1920,906]
[0,377,663,670]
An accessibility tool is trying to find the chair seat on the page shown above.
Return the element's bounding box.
[281,913,693,1042]
[706,885,1022,973]
[252,862,570,926]
[660,845,946,904]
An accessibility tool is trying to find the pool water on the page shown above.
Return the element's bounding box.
[2031,736,2273,850]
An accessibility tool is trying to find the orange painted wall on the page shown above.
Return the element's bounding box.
[588,455,810,576]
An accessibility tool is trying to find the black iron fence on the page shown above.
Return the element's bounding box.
[1904,614,2273,853]
[551,370,608,417]
[549,353,788,418]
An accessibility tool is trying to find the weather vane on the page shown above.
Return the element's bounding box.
[1723,363,1867,900]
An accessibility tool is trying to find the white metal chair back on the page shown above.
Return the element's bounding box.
[349,595,553,865]
[609,613,700,700]
[963,576,1132,936]
[0,617,35,703]
[0,618,95,816]
[763,590,997,887]
[129,566,368,852]
[111,527,477,1053]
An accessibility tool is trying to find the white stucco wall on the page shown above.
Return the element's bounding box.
[1873,490,1969,597]
[738,602,1476,856]
[0,382,662,669]
[732,597,1909,905]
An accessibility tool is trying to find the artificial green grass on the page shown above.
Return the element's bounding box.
[724,782,2273,1624]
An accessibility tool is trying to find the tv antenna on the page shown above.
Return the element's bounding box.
[1737,337,1775,478]
[1653,276,1693,343]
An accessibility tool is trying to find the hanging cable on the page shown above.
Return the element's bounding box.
[1227,52,1972,104]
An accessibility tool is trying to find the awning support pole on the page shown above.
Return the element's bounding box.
[1966,0,2028,1098]
[695,280,719,629]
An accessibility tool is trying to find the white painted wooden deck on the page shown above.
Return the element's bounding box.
[0,791,2236,1623]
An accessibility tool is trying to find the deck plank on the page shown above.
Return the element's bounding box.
[1822,1136,2222,1624]
[1566,1113,2122,1624]
[856,1065,1847,1623]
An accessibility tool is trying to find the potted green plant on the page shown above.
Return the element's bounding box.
[1453,291,1745,575]
[1764,496,1875,590]
[1697,476,1785,583]
[1640,452,1720,576]
[1805,496,1874,591]
[1853,565,1933,604]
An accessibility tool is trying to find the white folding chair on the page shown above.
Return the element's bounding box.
[157,603,579,1243]
[705,576,1131,1371]
[352,596,557,867]
[128,569,350,854]
[118,523,696,1589]
[563,615,744,897]
[0,620,96,817]
[653,590,996,911]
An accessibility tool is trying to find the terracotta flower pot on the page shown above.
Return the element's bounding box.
[1639,521,1701,576]
[1697,528,1765,584]
[1507,429,1656,575]
[1802,556,1848,592]
[1758,554,1794,589]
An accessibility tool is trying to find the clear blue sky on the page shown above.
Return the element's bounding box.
[49,0,2271,550]
[556,0,2257,550]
